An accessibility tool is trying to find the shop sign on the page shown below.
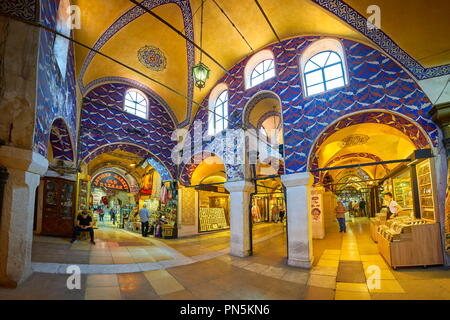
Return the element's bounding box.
[92,171,130,191]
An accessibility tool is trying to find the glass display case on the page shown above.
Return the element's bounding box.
[392,169,414,215]
[77,179,89,211]
[417,160,435,221]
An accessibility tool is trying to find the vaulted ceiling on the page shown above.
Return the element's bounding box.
[72,0,450,127]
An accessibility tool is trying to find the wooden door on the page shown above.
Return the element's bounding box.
[41,177,75,237]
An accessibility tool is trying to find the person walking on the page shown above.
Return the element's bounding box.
[335,201,347,233]
[98,207,104,222]
[134,204,150,237]
[347,200,354,216]
[109,207,116,225]
[359,198,367,217]
[271,204,279,223]
[279,205,285,223]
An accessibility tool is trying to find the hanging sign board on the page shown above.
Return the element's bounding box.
[92,171,130,192]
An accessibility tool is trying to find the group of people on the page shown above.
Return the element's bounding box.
[70,204,153,244]
[271,204,286,223]
[96,207,118,225]
[335,192,403,233]
[346,198,367,217]
[251,202,286,224]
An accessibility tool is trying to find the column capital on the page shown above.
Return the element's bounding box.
[224,180,254,193]
[281,172,313,188]
[0,146,48,175]
[429,102,450,127]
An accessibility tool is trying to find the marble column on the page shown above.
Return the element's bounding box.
[0,146,48,287]
[224,180,254,257]
[281,172,314,269]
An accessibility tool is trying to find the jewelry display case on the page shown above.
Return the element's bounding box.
[199,208,228,232]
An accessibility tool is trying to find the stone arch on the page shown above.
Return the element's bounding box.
[179,151,229,186]
[307,110,433,173]
[319,152,390,183]
[242,91,283,130]
[82,143,173,182]
[48,118,74,162]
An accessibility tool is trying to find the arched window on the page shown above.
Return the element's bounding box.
[210,90,229,135]
[244,49,276,89]
[304,51,345,96]
[250,59,275,88]
[124,89,148,119]
[300,38,348,97]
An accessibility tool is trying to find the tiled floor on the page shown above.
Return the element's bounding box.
[1,218,450,300]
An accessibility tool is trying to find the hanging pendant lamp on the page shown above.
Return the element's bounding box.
[192,0,210,89]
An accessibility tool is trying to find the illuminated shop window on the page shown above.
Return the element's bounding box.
[124,89,148,119]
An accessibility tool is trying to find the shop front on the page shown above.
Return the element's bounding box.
[369,150,444,268]
[197,185,230,233]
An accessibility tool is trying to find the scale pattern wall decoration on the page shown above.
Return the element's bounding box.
[34,0,77,159]
[138,45,167,71]
[311,0,450,80]
[187,36,438,177]
[79,82,176,180]
[49,118,74,161]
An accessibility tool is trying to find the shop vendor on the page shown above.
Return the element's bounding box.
[384,192,403,220]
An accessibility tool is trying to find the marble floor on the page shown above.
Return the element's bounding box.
[1,218,450,300]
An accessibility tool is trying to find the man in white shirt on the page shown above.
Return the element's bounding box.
[383,192,403,219]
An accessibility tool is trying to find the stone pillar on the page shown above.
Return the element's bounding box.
[0,146,48,287]
[281,172,314,269]
[224,180,254,257]
[177,186,199,237]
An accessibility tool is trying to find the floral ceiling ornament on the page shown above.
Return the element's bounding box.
[137,45,167,71]
[341,134,370,148]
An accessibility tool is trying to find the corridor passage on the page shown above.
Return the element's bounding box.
[1,218,449,300]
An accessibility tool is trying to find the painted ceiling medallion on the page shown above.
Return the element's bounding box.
[137,45,167,71]
[341,134,370,148]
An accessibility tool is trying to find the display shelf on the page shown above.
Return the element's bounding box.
[416,160,436,221]
[199,208,228,232]
[377,220,443,269]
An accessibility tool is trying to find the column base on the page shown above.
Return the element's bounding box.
[230,248,252,258]
[287,257,314,269]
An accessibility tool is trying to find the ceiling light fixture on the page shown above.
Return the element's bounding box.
[192,0,210,89]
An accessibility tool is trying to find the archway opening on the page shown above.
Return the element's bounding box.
[308,119,439,269]
[244,93,287,258]
[79,147,178,241]
[189,155,230,234]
